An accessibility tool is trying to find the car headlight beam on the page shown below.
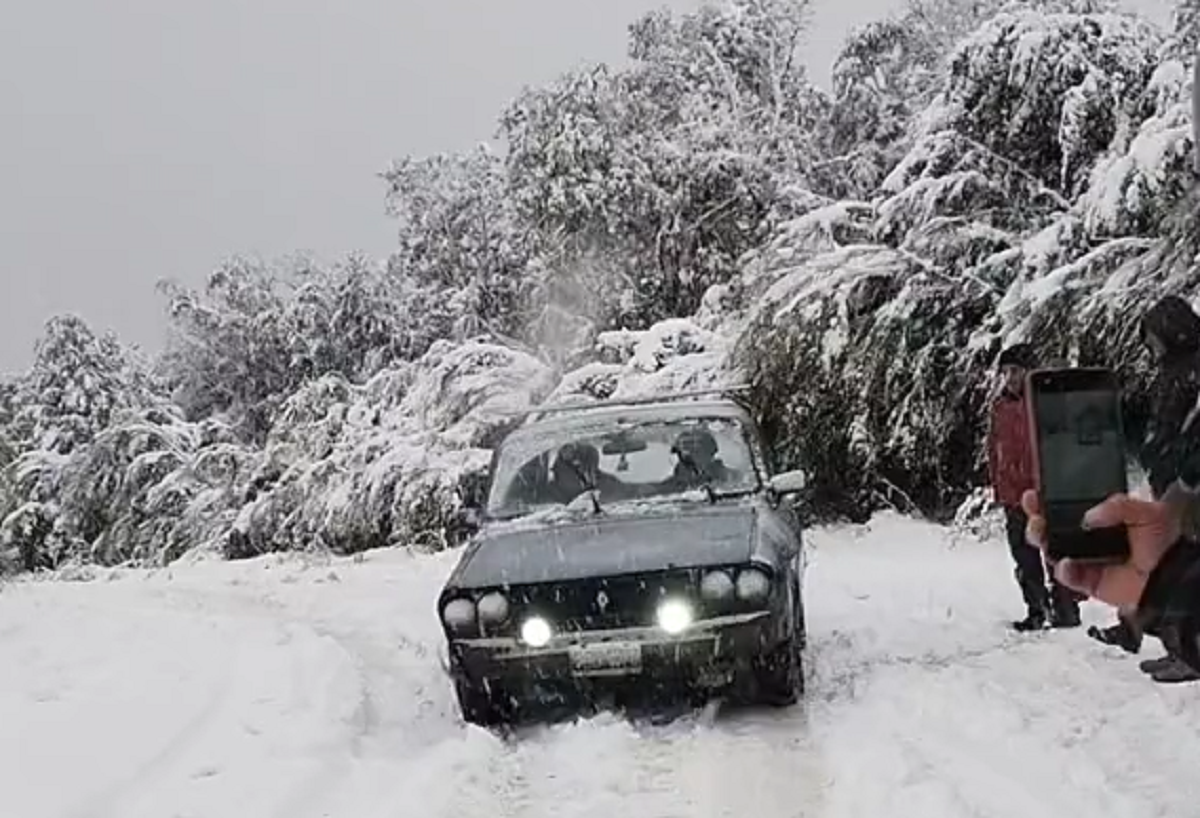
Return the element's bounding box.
[656,598,694,635]
[520,616,553,647]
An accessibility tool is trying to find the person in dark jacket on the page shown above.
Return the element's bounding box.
[987,343,1082,631]
[1137,295,1200,495]
[1023,488,1200,680]
[1087,295,1200,682]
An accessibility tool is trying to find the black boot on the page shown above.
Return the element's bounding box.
[1012,608,1048,632]
[1150,657,1200,684]
[1139,655,1176,674]
[1050,606,1081,628]
[1049,586,1081,628]
[1086,620,1142,654]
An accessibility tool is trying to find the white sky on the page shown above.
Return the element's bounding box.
[0,0,1174,374]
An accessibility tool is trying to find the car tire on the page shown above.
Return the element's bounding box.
[453,675,511,726]
[793,576,807,650]
[753,629,804,706]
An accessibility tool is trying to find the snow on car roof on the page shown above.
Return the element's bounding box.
[512,398,753,440]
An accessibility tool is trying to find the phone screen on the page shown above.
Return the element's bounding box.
[1035,388,1126,505]
[1029,370,1130,561]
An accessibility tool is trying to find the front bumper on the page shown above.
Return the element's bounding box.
[449,610,777,689]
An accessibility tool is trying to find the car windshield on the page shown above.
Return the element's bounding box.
[485,415,761,519]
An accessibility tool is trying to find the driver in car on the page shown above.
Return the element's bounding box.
[549,442,624,504]
[667,427,736,488]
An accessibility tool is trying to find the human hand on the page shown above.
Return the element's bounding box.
[1021,489,1178,609]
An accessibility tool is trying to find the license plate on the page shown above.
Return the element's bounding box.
[568,641,643,676]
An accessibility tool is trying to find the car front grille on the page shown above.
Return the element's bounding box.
[508,571,699,632]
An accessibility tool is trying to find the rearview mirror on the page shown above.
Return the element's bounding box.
[601,434,648,455]
[768,469,807,495]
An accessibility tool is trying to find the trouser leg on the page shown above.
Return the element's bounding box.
[1005,506,1049,615]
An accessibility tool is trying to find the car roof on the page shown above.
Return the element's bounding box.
[508,398,754,443]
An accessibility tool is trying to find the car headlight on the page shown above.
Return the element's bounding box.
[699,569,735,600]
[735,567,771,601]
[520,616,553,647]
[656,598,694,634]
[442,597,476,631]
[477,591,510,624]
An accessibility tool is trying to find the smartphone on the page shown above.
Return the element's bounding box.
[1026,367,1130,562]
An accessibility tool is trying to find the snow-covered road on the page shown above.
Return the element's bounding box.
[4,513,1200,818]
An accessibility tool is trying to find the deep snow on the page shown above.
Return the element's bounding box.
[4,514,1200,818]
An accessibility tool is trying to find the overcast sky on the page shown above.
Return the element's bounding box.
[0,0,1174,375]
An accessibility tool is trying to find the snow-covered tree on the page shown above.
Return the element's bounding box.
[9,314,155,456]
[501,0,831,330]
[1170,0,1200,56]
[826,19,936,197]
[733,5,1175,520]
[937,9,1161,199]
[0,315,164,568]
[223,339,555,559]
[158,258,298,435]
[0,381,16,570]
[382,146,532,342]
[159,254,438,441]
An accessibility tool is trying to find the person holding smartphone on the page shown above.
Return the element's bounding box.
[987,343,1082,631]
[1086,295,1200,682]
[1023,487,1200,680]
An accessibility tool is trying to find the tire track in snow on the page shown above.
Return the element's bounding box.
[151,570,473,818]
[156,563,466,759]
[63,651,236,818]
[115,579,422,818]
[40,578,379,818]
[42,590,247,818]
[267,623,470,818]
[408,694,831,818]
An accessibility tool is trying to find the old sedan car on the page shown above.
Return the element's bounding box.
[436,391,809,725]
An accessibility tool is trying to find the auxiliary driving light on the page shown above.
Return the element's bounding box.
[520,616,553,647]
[442,598,476,630]
[699,569,735,600]
[656,598,694,634]
[735,567,771,601]
[476,592,510,624]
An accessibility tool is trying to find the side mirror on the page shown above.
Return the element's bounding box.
[458,503,483,530]
[768,469,807,496]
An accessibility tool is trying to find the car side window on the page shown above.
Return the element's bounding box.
[503,454,549,506]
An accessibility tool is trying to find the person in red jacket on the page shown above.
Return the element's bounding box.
[987,343,1082,631]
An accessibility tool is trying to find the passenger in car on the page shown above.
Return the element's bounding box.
[665,428,737,489]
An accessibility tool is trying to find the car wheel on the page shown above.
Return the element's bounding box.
[453,675,511,726]
[792,576,807,650]
[753,631,804,706]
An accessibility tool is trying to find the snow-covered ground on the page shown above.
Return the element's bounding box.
[4,514,1200,818]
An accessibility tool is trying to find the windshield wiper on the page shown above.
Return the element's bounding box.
[565,462,604,514]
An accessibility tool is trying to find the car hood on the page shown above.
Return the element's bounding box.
[452,505,759,587]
